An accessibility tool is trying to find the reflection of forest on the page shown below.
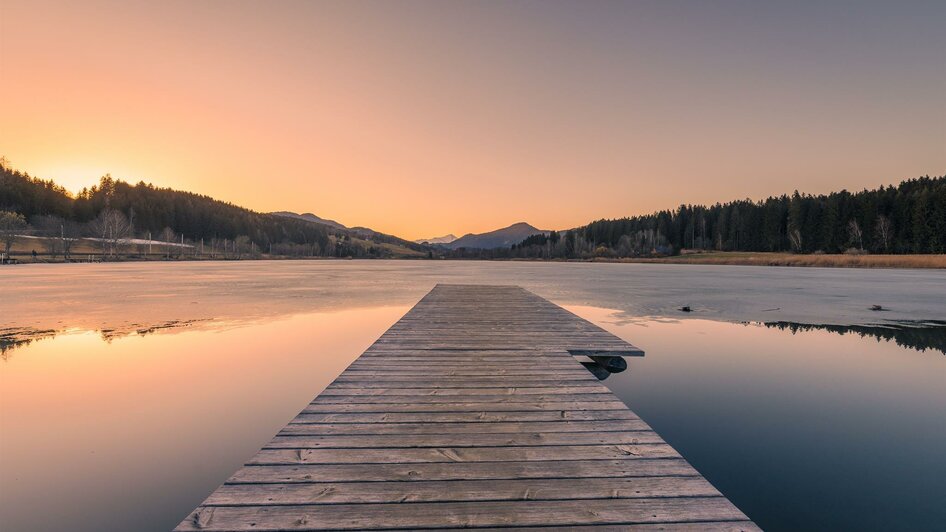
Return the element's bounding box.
[7,318,945,361]
[764,321,946,355]
[0,319,211,359]
[0,328,57,359]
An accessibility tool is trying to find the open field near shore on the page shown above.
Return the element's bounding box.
[2,234,425,262]
[4,236,943,268]
[599,251,946,269]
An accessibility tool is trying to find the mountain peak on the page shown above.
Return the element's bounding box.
[445,222,547,249]
[508,222,538,229]
[414,234,458,245]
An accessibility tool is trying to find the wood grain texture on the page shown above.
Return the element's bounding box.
[279,419,653,435]
[227,459,705,483]
[176,497,747,530]
[202,476,720,505]
[174,284,753,530]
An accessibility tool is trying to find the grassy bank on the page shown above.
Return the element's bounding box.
[2,234,426,263]
[601,251,946,269]
[5,237,944,268]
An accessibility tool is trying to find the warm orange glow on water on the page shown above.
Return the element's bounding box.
[0,306,407,531]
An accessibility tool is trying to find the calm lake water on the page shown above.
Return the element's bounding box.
[2,261,945,531]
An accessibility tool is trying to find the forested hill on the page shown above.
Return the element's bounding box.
[501,176,945,259]
[0,163,425,258]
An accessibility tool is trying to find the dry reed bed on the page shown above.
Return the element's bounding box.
[622,253,946,269]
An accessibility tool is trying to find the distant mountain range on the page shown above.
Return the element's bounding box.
[274,211,547,250]
[270,211,426,254]
[445,222,547,249]
[414,234,458,245]
[3,162,553,257]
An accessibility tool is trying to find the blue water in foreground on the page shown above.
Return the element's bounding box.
[574,310,946,532]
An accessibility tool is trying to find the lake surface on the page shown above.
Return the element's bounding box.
[2,261,945,531]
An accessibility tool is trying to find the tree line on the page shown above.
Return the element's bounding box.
[456,175,946,260]
[3,159,942,261]
[0,160,408,259]
[578,175,945,256]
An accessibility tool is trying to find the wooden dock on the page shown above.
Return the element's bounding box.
[176,284,756,531]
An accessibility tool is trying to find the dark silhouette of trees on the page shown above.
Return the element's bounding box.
[0,162,343,257]
[504,176,945,258]
[2,157,943,261]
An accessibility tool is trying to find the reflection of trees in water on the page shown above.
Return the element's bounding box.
[100,319,211,341]
[764,321,946,355]
[1,328,57,360]
[0,319,211,359]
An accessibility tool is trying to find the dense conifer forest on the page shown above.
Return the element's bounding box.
[492,175,945,259]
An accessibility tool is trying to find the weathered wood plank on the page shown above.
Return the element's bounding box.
[301,400,629,413]
[291,410,639,423]
[462,523,761,532]
[348,355,579,362]
[227,458,702,483]
[280,420,652,435]
[203,476,720,506]
[329,376,600,386]
[176,497,747,530]
[320,385,611,396]
[265,431,665,449]
[345,367,581,380]
[310,393,618,405]
[248,444,680,465]
[325,378,603,388]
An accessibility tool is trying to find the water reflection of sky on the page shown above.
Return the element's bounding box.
[3,261,946,531]
[1,307,407,532]
[568,306,946,532]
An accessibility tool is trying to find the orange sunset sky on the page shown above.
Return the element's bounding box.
[2,1,944,240]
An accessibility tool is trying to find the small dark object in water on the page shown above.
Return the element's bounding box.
[871,304,884,311]
[680,306,692,312]
[590,355,627,373]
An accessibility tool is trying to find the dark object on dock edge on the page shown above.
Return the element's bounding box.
[590,355,627,373]
[580,355,628,380]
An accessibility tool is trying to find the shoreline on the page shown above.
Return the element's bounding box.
[3,251,945,269]
[580,252,946,269]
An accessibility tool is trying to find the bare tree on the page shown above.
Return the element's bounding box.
[61,221,80,260]
[160,227,176,259]
[234,235,251,259]
[32,215,65,259]
[30,215,79,260]
[847,219,863,251]
[0,211,27,258]
[89,209,132,259]
[788,227,803,253]
[875,215,892,253]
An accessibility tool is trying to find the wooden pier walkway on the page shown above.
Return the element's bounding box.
[176,284,756,531]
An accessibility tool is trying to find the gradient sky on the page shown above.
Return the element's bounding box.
[2,1,944,239]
